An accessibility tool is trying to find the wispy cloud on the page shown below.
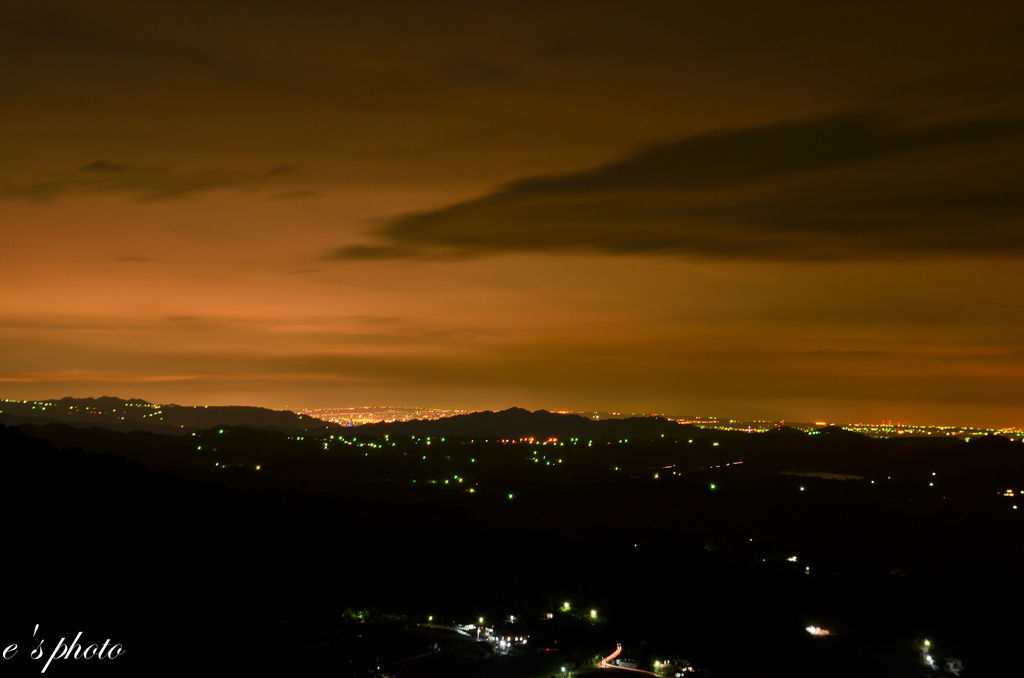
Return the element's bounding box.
[0,161,303,201]
[0,370,198,383]
[334,112,1024,261]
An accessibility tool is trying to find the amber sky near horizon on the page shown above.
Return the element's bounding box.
[1,1,1023,426]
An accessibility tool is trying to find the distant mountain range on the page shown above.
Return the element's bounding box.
[0,396,338,435]
[3,397,1022,486]
[0,399,697,440]
[354,406,694,440]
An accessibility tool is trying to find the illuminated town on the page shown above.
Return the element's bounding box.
[9,397,1019,443]
[298,406,476,426]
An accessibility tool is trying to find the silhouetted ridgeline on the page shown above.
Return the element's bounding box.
[0,395,337,435]
[355,407,692,440]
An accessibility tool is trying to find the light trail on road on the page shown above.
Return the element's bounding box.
[597,643,659,676]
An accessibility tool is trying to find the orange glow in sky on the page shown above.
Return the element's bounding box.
[1,2,1023,426]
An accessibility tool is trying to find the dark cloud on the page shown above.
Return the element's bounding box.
[331,244,474,261]
[79,160,135,173]
[334,112,1024,260]
[0,161,301,201]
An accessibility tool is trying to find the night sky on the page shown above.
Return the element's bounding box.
[2,1,1023,425]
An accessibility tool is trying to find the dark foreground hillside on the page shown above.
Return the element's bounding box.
[1,421,1022,677]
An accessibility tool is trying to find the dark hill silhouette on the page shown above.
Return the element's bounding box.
[0,395,337,435]
[763,424,812,437]
[355,407,695,440]
[815,425,866,438]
